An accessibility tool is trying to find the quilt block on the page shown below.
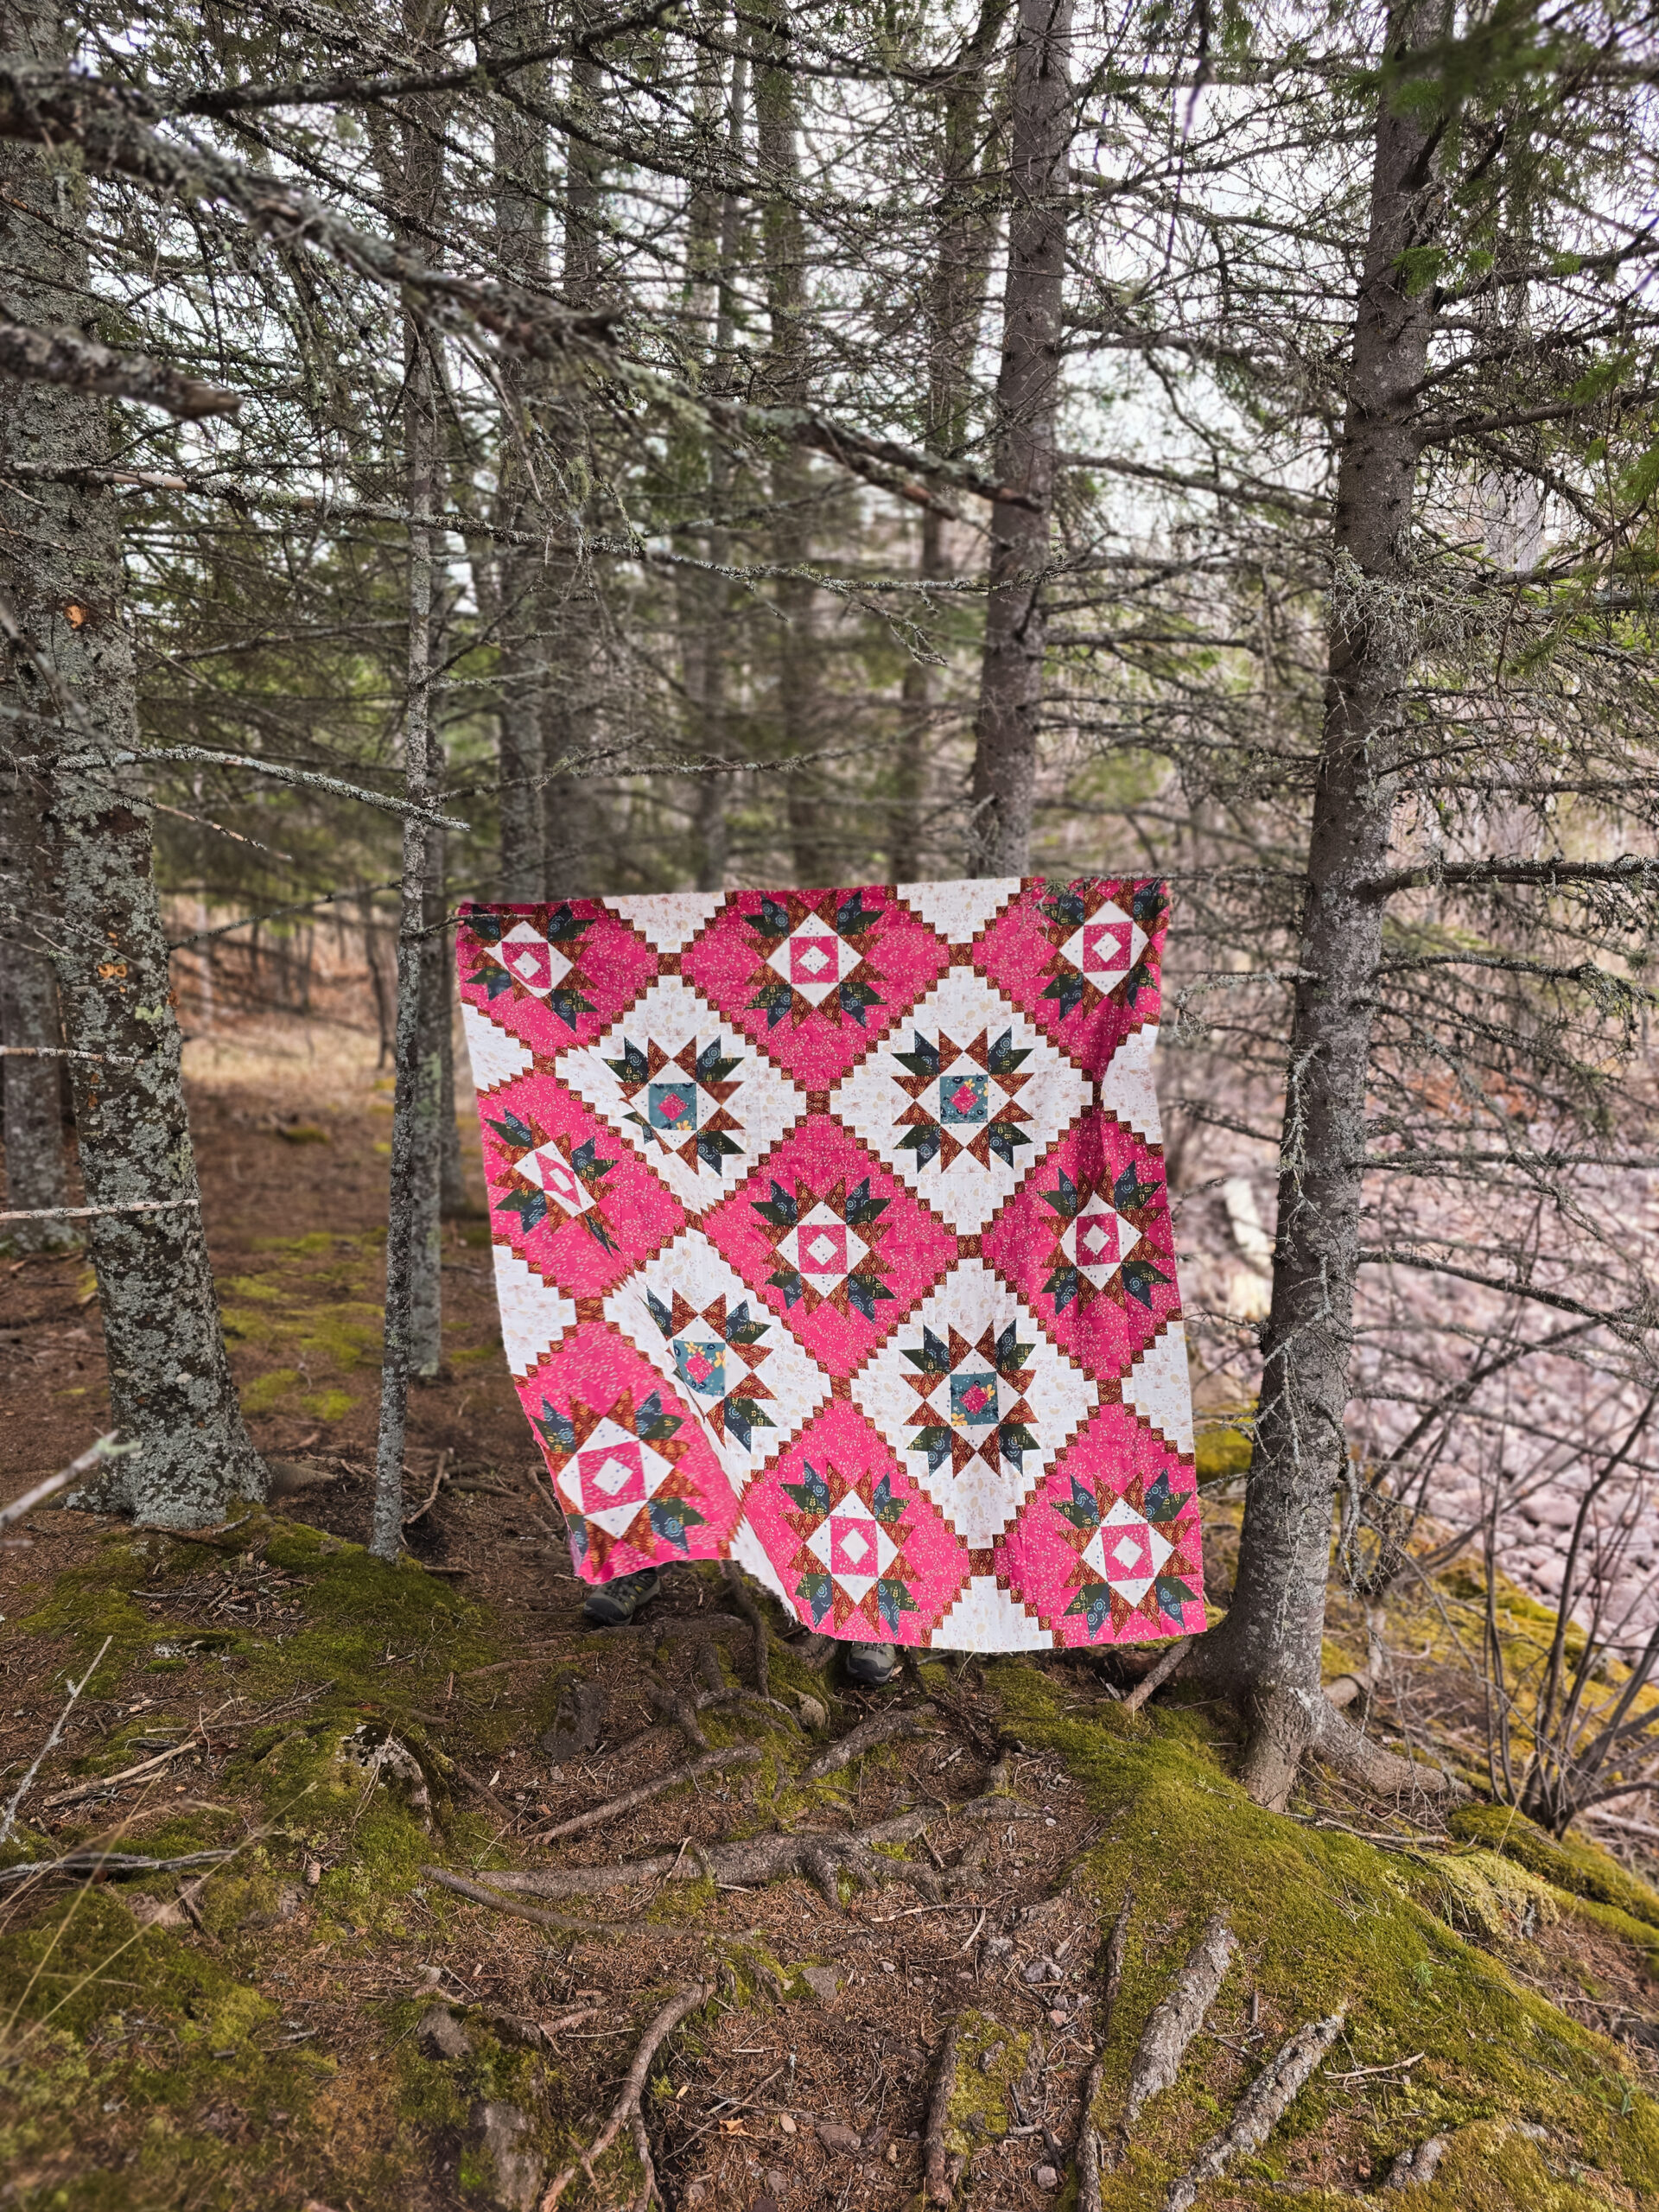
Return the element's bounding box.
[457,876,1205,1650]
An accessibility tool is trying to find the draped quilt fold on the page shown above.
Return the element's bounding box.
[456,876,1204,1651]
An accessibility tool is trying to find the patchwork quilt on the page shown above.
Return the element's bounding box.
[456,878,1205,1651]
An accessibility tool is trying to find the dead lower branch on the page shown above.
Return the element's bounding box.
[533,1745,761,1843]
[539,1980,709,2209]
[923,2012,963,2205]
[1163,2010,1345,2211]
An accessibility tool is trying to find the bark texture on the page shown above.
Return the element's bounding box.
[1192,2,1448,1802]
[0,0,262,1516]
[968,0,1072,879]
[0,762,73,1249]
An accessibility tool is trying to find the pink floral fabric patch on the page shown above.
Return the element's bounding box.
[457,877,1205,1650]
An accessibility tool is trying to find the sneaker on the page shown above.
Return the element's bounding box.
[843,1641,899,1688]
[582,1567,662,1626]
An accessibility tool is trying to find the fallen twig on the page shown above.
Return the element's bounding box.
[0,1846,234,1890]
[402,1448,450,1527]
[0,1435,131,1532]
[1122,1910,1235,2135]
[1163,2010,1345,2212]
[42,1732,201,1809]
[540,1980,709,2209]
[0,1633,114,1843]
[452,1760,516,1823]
[923,2012,963,2205]
[1120,1637,1192,1715]
[533,1745,761,1843]
[1077,1885,1135,2212]
[802,1703,936,1782]
[423,1866,643,1935]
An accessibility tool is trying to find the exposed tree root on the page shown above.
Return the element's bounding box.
[1076,1885,1135,2212]
[474,1806,941,1909]
[785,1630,838,1672]
[802,1704,936,1781]
[533,1745,761,1843]
[539,1980,708,2209]
[1122,1910,1236,2135]
[423,1866,644,1935]
[1238,1686,1470,1814]
[1162,2010,1345,2211]
[647,1681,709,1751]
[923,2012,963,2206]
[1119,1637,1192,1715]
[452,1758,516,1823]
[1384,2134,1449,2188]
[721,1561,771,1698]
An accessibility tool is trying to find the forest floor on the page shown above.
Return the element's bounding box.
[3,1018,1659,2212]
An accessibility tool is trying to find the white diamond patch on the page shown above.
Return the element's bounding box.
[564,973,804,1215]
[491,1245,577,1379]
[461,999,534,1095]
[1122,1318,1195,1456]
[831,964,1079,1235]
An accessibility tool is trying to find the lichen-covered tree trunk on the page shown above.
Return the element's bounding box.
[0,0,262,1517]
[968,0,1073,880]
[1193,1,1448,1807]
[0,761,73,1249]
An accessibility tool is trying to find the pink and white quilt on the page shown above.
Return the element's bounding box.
[456,878,1204,1651]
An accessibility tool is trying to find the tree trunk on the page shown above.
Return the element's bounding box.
[1192,1,1451,1805]
[542,33,607,898]
[488,0,550,901]
[753,13,825,885]
[0,761,74,1250]
[0,0,262,1519]
[967,0,1073,880]
[895,0,1010,881]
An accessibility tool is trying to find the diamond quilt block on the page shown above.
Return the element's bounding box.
[1000,1400,1205,1644]
[701,1116,957,1377]
[737,1399,968,1644]
[680,886,951,1088]
[602,1226,830,1490]
[974,879,1168,1074]
[832,964,1079,1234]
[982,1115,1180,1376]
[562,973,804,1215]
[523,1319,740,1580]
[457,900,658,1058]
[476,1071,685,1298]
[853,1256,1097,1549]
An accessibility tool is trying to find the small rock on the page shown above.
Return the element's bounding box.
[1021,1955,1059,1985]
[1384,2136,1448,2189]
[778,2113,797,2134]
[416,2005,472,2062]
[799,1965,842,2004]
[767,2169,791,2195]
[1047,2008,1069,2027]
[474,2101,543,2212]
[795,1691,829,1730]
[1035,2164,1060,2190]
[303,1859,322,1887]
[482,2005,550,2051]
[276,1884,304,1919]
[129,1895,187,1929]
[683,2183,712,2209]
[978,2040,1007,2074]
[982,1934,1014,1961]
[816,2120,862,2156]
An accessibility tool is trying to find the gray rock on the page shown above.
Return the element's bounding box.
[474,2102,544,2212]
[816,2120,862,2156]
[799,1965,842,2003]
[1384,2135,1448,2189]
[416,2005,472,2062]
[1035,2165,1060,2191]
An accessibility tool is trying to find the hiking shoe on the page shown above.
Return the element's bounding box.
[582,1567,661,1626]
[843,1640,899,1688]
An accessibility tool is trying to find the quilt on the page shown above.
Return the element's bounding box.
[455,877,1205,1651]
